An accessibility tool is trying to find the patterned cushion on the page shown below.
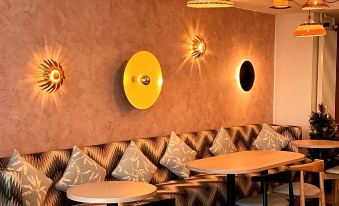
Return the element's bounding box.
[112,141,157,182]
[210,127,237,156]
[160,132,197,178]
[252,124,290,150]
[0,169,22,206]
[55,146,106,192]
[6,150,53,206]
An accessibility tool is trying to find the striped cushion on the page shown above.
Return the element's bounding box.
[0,169,22,206]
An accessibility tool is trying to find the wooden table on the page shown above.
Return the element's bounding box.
[187,150,305,206]
[291,140,339,149]
[67,181,157,206]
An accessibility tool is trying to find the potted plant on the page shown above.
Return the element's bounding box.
[309,103,338,168]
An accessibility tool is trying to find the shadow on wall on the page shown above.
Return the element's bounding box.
[112,60,135,113]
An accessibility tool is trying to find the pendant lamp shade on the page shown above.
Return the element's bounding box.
[294,23,326,37]
[186,0,235,8]
[294,11,326,38]
[271,0,290,9]
[302,0,329,10]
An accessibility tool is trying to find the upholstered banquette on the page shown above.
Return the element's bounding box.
[0,124,301,206]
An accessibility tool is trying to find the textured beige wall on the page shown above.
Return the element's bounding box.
[0,0,275,157]
[274,13,315,138]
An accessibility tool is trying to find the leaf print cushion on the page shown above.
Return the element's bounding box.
[210,127,237,156]
[252,123,291,151]
[160,132,197,178]
[55,146,106,192]
[112,141,157,182]
[6,150,53,206]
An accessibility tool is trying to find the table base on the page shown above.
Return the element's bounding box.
[226,171,268,206]
[226,174,235,206]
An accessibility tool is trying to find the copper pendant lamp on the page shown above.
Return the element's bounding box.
[186,0,235,8]
[294,11,326,37]
[271,0,291,9]
[302,0,329,10]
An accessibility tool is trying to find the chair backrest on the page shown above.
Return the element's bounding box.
[289,159,325,206]
[290,159,324,173]
[251,170,294,206]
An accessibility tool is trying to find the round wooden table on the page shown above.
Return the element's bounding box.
[187,150,305,206]
[67,181,157,206]
[291,140,339,149]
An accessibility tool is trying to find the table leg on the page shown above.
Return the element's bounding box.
[227,174,235,206]
[260,170,268,194]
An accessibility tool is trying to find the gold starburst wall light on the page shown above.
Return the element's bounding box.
[37,59,65,93]
[191,34,206,59]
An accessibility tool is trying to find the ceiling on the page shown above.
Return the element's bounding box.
[233,0,339,16]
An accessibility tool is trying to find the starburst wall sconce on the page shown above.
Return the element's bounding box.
[191,34,206,59]
[37,59,65,93]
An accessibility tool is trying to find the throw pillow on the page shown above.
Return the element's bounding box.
[112,141,157,182]
[210,127,237,156]
[252,123,291,150]
[55,146,106,192]
[160,131,197,178]
[7,150,53,206]
[0,169,22,206]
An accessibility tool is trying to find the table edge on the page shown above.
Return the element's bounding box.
[66,182,157,204]
[291,140,339,149]
[187,154,305,175]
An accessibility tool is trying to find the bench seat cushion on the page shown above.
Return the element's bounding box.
[0,169,22,206]
[0,124,302,206]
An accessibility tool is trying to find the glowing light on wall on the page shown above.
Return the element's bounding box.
[37,59,65,93]
[191,34,206,59]
[237,60,255,92]
[176,21,213,77]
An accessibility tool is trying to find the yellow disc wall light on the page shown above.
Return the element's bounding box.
[123,51,163,110]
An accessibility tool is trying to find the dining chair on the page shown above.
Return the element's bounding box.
[324,165,339,205]
[273,159,325,206]
[236,170,294,206]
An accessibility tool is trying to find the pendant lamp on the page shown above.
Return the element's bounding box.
[271,0,291,9]
[302,0,329,10]
[294,12,326,37]
[186,0,235,8]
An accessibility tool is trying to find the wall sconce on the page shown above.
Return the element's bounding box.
[123,51,163,110]
[191,34,206,59]
[37,59,65,93]
[239,61,255,92]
